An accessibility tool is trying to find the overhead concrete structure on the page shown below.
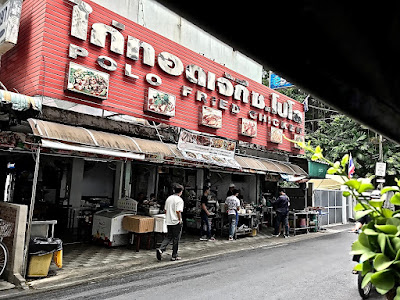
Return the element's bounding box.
[156,1,400,144]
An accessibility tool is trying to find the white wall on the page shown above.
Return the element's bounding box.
[91,0,263,83]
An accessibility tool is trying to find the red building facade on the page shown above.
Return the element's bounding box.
[0,0,304,154]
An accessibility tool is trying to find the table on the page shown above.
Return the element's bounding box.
[220,212,257,238]
[289,211,319,235]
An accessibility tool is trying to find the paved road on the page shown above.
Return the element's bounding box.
[10,231,383,300]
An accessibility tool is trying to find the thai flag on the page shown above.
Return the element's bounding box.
[348,153,355,178]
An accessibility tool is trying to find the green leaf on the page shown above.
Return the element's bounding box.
[359,232,370,248]
[381,186,400,194]
[358,182,374,193]
[393,238,400,253]
[353,263,362,271]
[341,154,349,168]
[360,251,377,263]
[391,193,400,205]
[342,191,351,197]
[375,225,398,235]
[374,254,394,271]
[355,210,373,221]
[369,199,385,208]
[311,154,320,161]
[383,208,394,218]
[327,167,337,175]
[363,228,379,236]
[351,240,371,255]
[362,259,373,276]
[354,202,368,211]
[387,218,400,227]
[345,179,360,190]
[378,233,387,253]
[361,272,373,289]
[370,270,395,294]
[393,286,400,300]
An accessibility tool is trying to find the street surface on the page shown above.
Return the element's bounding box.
[10,231,383,300]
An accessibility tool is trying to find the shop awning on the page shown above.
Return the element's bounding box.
[0,90,42,111]
[235,155,308,176]
[28,119,145,160]
[308,175,347,190]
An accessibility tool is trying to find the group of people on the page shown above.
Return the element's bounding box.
[156,183,291,261]
[199,183,241,242]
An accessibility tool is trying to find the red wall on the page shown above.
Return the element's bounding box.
[0,0,304,154]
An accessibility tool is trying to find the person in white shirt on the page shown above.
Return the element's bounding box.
[225,189,240,241]
[156,183,184,261]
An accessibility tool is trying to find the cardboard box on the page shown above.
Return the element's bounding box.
[122,215,154,233]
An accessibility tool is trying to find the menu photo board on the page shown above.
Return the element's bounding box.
[177,129,240,168]
[67,62,110,99]
[144,87,176,117]
[239,118,257,137]
[200,106,222,129]
[270,127,283,144]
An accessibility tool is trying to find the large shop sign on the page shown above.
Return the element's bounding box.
[65,0,303,146]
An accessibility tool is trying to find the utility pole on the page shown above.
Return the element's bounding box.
[378,134,384,190]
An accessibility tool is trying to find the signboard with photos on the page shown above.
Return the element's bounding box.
[145,88,176,117]
[67,62,110,99]
[200,106,222,129]
[177,129,240,168]
[270,127,283,144]
[239,118,257,137]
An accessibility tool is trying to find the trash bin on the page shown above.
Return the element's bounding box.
[27,237,63,277]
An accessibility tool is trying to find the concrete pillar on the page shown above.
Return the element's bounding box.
[196,169,204,198]
[0,202,28,287]
[124,161,132,198]
[248,175,257,203]
[147,165,157,198]
[69,158,84,208]
[113,161,123,203]
[341,185,347,224]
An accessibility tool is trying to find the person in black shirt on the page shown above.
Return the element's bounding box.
[272,189,290,238]
[200,186,215,241]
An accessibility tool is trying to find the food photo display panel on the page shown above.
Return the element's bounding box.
[270,127,283,144]
[145,88,176,117]
[200,106,222,129]
[67,62,110,99]
[239,118,257,137]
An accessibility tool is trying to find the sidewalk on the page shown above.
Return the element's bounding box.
[0,224,353,299]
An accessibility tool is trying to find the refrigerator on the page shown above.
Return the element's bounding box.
[92,209,134,247]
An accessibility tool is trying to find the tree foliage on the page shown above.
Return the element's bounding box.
[306,115,400,178]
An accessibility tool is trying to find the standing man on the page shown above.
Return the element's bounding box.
[200,186,215,241]
[272,189,290,238]
[156,183,184,261]
[225,189,240,241]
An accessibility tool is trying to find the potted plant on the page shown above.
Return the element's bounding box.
[291,139,400,300]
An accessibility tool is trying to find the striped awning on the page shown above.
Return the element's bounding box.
[235,155,307,176]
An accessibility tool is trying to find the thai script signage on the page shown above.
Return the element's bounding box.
[0,0,305,153]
